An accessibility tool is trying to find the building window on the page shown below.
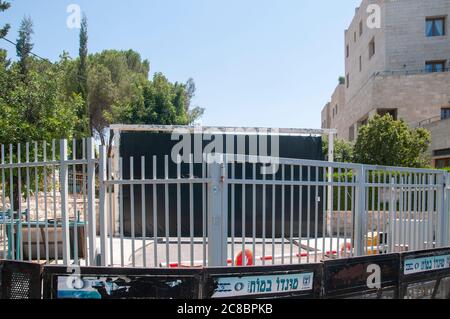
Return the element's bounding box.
[354,31,357,42]
[346,44,349,58]
[426,60,446,72]
[435,158,450,169]
[346,74,350,88]
[349,125,355,142]
[335,104,338,115]
[359,20,363,36]
[369,37,375,59]
[426,17,446,37]
[442,108,450,120]
[359,55,362,71]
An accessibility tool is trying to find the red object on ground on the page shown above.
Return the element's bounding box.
[340,242,352,256]
[235,249,254,266]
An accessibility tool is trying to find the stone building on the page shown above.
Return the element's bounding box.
[321,0,450,168]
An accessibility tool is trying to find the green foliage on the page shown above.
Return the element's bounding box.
[338,76,345,85]
[354,114,431,168]
[111,72,199,126]
[0,0,10,38]
[323,136,354,162]
[16,17,34,76]
[76,14,89,138]
[0,57,82,145]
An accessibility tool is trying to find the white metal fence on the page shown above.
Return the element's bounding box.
[0,138,449,268]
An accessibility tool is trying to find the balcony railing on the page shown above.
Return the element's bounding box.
[417,116,450,127]
[376,68,450,76]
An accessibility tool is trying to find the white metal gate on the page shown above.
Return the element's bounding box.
[0,138,449,268]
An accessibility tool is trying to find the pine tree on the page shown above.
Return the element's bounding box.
[77,14,90,137]
[0,1,10,38]
[16,17,34,77]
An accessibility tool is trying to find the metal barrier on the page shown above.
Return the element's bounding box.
[0,260,42,299]
[42,265,203,299]
[399,248,450,299]
[0,247,449,299]
[322,254,399,299]
[202,263,322,299]
[0,138,449,268]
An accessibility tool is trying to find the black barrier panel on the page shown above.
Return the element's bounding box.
[0,260,42,299]
[399,248,450,299]
[43,266,203,299]
[323,254,400,299]
[119,131,324,238]
[202,264,322,299]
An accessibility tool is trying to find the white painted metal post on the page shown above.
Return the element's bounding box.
[59,139,71,265]
[98,145,108,266]
[437,172,449,247]
[327,132,334,237]
[208,160,227,267]
[221,157,229,265]
[445,172,450,246]
[87,138,97,265]
[113,129,120,236]
[353,164,366,257]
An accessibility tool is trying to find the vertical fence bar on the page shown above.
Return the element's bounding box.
[202,159,207,267]
[242,160,246,266]
[119,157,124,266]
[189,155,194,267]
[164,155,169,268]
[252,163,256,266]
[52,140,57,265]
[141,156,147,268]
[444,172,450,246]
[281,164,285,264]
[208,160,226,267]
[221,156,229,268]
[262,165,266,265]
[1,145,5,260]
[130,157,136,267]
[87,138,97,266]
[17,144,22,261]
[34,142,41,263]
[82,139,88,266]
[314,166,319,262]
[176,156,181,267]
[321,166,326,259]
[43,142,49,263]
[9,144,14,260]
[59,139,70,265]
[72,140,79,266]
[98,145,108,266]
[152,156,157,268]
[354,164,365,257]
[231,160,235,266]
[25,143,31,262]
[436,173,446,247]
[290,165,294,264]
[306,166,311,263]
[108,158,114,266]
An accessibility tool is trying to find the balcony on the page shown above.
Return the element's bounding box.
[376,68,450,77]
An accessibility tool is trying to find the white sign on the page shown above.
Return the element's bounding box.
[404,255,450,275]
[211,272,314,298]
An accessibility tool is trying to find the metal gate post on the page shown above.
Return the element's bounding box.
[353,164,366,257]
[59,139,70,265]
[208,159,228,267]
[98,145,108,266]
[443,172,450,247]
[436,173,446,248]
[87,138,97,266]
